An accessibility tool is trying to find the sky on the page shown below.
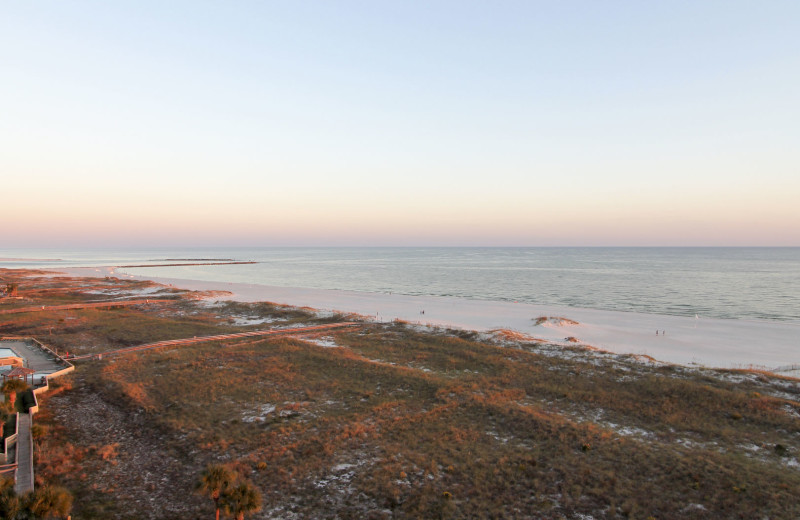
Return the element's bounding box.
[2,1,799,247]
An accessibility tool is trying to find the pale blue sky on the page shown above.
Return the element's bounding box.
[2,1,799,246]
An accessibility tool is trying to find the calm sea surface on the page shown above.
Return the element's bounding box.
[2,248,799,322]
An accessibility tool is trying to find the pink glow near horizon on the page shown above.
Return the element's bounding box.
[5,196,798,247]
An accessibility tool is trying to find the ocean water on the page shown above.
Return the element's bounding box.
[2,247,799,322]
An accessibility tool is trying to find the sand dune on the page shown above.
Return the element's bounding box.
[58,266,800,372]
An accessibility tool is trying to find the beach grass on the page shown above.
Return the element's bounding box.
[4,269,799,519]
[38,328,800,519]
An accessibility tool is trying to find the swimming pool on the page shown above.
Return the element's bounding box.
[0,348,19,358]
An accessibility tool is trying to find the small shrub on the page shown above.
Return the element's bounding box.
[96,443,119,461]
[31,423,48,440]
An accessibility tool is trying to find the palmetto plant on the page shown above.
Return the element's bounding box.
[25,485,73,519]
[1,379,27,409]
[195,464,236,520]
[0,477,21,520]
[220,481,262,520]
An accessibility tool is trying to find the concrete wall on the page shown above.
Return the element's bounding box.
[0,357,23,368]
[26,391,39,415]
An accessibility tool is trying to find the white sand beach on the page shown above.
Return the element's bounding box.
[58,267,800,373]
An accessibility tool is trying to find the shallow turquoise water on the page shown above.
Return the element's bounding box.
[3,247,799,322]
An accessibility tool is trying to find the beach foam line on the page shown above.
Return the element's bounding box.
[55,266,800,372]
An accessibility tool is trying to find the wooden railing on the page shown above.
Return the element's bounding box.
[1,413,19,465]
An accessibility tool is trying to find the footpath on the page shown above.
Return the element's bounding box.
[13,413,32,494]
[69,322,361,360]
[0,299,171,315]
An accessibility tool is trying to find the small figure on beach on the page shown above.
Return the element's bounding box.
[656,330,659,336]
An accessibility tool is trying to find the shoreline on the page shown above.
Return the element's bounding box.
[50,266,800,373]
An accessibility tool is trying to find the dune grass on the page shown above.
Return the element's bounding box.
[3,269,798,519]
[36,325,800,519]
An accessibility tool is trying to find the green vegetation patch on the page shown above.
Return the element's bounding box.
[11,270,799,519]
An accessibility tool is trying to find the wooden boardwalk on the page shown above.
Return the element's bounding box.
[0,299,172,315]
[773,364,800,373]
[14,413,33,494]
[69,322,361,360]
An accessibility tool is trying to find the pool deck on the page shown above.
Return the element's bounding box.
[0,339,70,383]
